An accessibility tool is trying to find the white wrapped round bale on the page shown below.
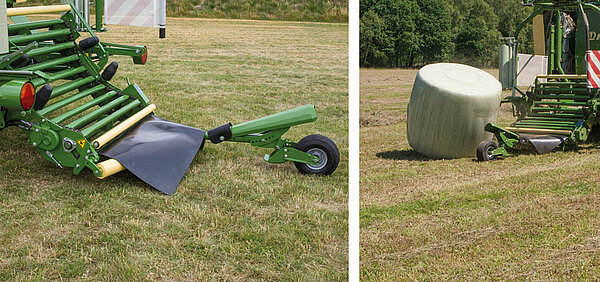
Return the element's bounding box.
[407,63,501,159]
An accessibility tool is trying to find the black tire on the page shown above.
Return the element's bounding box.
[477,141,499,162]
[294,134,340,175]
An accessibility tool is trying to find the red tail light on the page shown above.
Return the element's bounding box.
[20,82,35,111]
[141,49,147,64]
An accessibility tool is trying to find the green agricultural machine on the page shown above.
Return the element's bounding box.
[477,0,600,161]
[0,3,339,194]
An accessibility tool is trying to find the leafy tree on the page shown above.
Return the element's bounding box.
[360,0,453,67]
[416,0,452,64]
[360,10,390,66]
[485,0,534,54]
[454,0,500,66]
[359,0,532,67]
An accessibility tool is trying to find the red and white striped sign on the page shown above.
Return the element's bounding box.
[587,50,600,88]
[104,0,165,28]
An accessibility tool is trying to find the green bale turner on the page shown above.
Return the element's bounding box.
[478,0,600,161]
[0,4,339,194]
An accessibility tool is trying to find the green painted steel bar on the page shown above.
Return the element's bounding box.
[515,125,575,131]
[540,84,586,87]
[81,99,141,137]
[50,76,96,99]
[556,10,566,75]
[536,95,590,100]
[515,124,576,130]
[8,29,72,45]
[524,116,583,121]
[516,121,577,127]
[584,3,600,15]
[17,54,79,71]
[515,121,576,127]
[26,42,75,57]
[540,82,587,86]
[95,0,104,32]
[515,7,543,42]
[534,101,588,106]
[550,24,556,73]
[514,124,574,130]
[515,122,577,129]
[532,107,584,113]
[519,118,579,124]
[230,105,317,137]
[7,19,64,33]
[515,123,576,128]
[517,119,579,125]
[65,95,130,129]
[531,112,584,118]
[52,91,119,123]
[540,85,588,89]
[67,4,108,63]
[39,84,106,115]
[539,88,588,93]
[31,66,86,86]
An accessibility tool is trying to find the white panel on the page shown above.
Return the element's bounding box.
[104,0,160,28]
[0,0,7,54]
[517,54,548,87]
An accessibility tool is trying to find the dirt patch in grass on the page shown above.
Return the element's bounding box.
[360,110,404,127]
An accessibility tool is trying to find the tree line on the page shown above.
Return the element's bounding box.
[360,0,535,68]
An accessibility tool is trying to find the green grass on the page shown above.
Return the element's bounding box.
[360,68,600,280]
[17,0,348,22]
[0,17,348,280]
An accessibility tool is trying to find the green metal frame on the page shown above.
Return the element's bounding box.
[0,6,325,177]
[221,105,321,166]
[0,7,151,177]
[485,1,600,159]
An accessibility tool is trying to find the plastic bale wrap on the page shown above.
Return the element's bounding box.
[407,63,502,159]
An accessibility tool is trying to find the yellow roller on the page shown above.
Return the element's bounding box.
[7,5,71,16]
[536,74,587,80]
[506,126,572,136]
[97,159,126,179]
[92,104,157,149]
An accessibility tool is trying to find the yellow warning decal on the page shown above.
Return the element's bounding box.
[77,139,86,148]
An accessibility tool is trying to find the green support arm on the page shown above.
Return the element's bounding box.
[483,123,520,158]
[100,42,147,64]
[205,105,322,166]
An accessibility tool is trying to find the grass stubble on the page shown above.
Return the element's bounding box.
[0,17,348,280]
[361,68,600,280]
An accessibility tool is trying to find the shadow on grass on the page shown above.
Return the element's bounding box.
[376,149,433,161]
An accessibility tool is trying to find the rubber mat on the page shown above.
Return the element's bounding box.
[99,115,205,195]
[520,134,568,154]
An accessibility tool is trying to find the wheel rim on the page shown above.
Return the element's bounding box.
[486,146,496,160]
[306,148,328,170]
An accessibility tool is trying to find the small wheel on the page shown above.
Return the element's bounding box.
[477,141,499,162]
[294,134,340,175]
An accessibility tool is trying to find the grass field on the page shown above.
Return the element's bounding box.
[0,17,348,280]
[361,68,600,280]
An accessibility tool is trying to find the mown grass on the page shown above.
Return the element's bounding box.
[18,0,348,22]
[360,68,600,280]
[0,17,348,280]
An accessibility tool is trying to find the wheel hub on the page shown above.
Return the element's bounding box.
[487,146,495,160]
[306,148,327,170]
